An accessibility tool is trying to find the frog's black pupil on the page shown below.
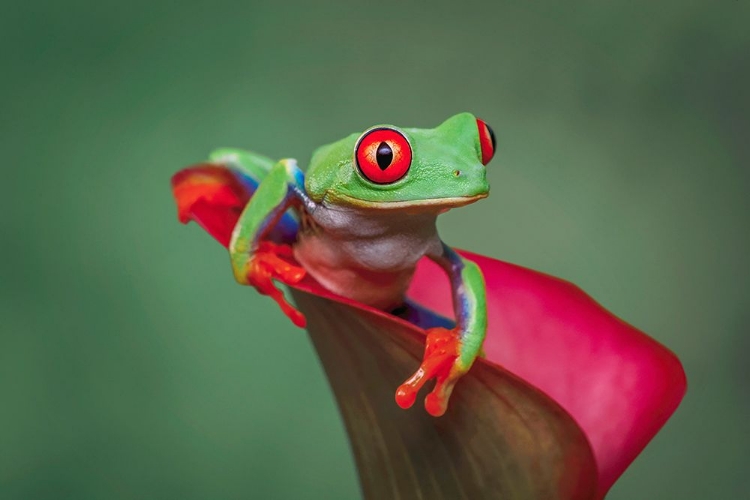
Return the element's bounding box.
[376,142,393,170]
[487,125,497,152]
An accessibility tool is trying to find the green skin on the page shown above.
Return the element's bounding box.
[226,112,490,405]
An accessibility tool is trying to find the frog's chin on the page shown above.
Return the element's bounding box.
[329,193,488,213]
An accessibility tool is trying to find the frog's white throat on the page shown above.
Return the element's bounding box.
[293,203,444,310]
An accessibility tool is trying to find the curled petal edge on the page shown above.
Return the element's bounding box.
[176,178,686,499]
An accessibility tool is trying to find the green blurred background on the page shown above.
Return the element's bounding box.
[2,1,748,498]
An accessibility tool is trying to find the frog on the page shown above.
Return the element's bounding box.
[181,112,496,417]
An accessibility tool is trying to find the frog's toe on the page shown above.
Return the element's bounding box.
[424,369,463,417]
[247,241,307,327]
[395,327,464,414]
[250,241,305,284]
[395,352,454,410]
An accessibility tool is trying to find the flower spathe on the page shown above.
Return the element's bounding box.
[173,167,686,499]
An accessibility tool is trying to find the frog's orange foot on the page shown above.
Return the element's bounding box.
[395,327,466,417]
[248,241,307,328]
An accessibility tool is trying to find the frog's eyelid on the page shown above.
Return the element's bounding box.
[476,118,496,165]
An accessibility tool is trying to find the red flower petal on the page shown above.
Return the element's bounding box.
[407,252,687,498]
[171,166,686,497]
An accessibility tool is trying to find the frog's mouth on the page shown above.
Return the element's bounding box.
[328,192,488,213]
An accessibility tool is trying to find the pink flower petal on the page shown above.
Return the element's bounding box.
[172,166,686,497]
[407,251,687,498]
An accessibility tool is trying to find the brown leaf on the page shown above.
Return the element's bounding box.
[293,289,598,500]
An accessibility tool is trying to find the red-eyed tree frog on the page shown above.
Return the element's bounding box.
[182,112,497,416]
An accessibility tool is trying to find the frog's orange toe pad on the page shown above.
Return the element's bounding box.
[395,327,462,416]
[248,242,307,328]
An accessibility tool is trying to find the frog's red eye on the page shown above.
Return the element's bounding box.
[476,118,496,165]
[355,128,412,184]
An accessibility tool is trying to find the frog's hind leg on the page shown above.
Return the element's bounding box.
[229,158,313,327]
[210,148,299,243]
[172,148,301,246]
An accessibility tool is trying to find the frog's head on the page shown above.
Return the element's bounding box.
[305,112,495,211]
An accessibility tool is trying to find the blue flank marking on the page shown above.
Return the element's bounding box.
[229,166,260,193]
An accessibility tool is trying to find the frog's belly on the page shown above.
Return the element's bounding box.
[294,232,437,311]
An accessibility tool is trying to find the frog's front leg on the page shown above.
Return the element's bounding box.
[396,243,488,416]
[229,158,312,327]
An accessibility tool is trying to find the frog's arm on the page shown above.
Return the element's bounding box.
[229,158,315,327]
[433,243,488,366]
[397,242,487,417]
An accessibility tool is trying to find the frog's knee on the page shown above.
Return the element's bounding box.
[276,158,305,186]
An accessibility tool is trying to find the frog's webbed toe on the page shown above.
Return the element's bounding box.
[247,241,307,327]
[395,326,469,417]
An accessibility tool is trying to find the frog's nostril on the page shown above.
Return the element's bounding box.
[453,170,461,177]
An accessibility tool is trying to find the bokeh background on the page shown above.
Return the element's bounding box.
[2,1,748,498]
